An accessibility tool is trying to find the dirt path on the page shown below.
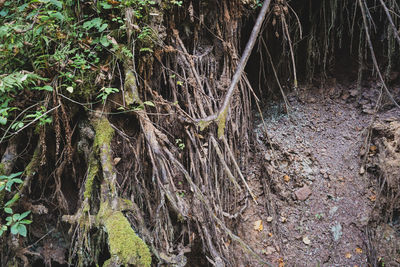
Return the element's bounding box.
[238,87,380,266]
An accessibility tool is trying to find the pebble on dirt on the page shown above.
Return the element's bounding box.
[294,185,312,201]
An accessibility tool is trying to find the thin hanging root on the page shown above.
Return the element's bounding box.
[378,0,400,46]
[162,148,272,266]
[174,30,208,117]
[220,136,258,204]
[210,136,241,191]
[281,14,298,90]
[358,0,400,109]
[262,39,290,111]
[194,0,272,129]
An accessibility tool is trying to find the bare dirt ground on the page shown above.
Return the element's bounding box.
[236,81,400,266]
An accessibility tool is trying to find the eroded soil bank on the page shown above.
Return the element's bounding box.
[236,81,400,266]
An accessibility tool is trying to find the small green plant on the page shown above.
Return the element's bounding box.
[177,190,185,198]
[315,213,324,220]
[0,172,32,237]
[1,211,32,237]
[170,0,182,7]
[175,138,185,150]
[97,87,119,103]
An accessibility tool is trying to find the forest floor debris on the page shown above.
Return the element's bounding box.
[236,81,400,266]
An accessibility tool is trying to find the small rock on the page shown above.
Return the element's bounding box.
[302,236,311,245]
[308,97,316,103]
[294,185,312,201]
[359,166,365,175]
[264,246,276,255]
[280,217,287,223]
[267,216,273,222]
[363,108,375,115]
[349,89,358,97]
[329,206,338,216]
[331,223,343,241]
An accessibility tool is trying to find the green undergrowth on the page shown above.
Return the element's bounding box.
[0,0,181,140]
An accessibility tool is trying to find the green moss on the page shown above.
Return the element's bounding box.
[84,155,99,200]
[25,146,40,177]
[102,259,111,267]
[124,70,142,105]
[0,163,5,175]
[217,106,228,138]
[93,118,114,151]
[98,202,151,267]
[198,120,211,131]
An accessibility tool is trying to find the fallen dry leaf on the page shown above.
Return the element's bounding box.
[268,232,273,237]
[113,157,121,165]
[278,258,284,267]
[283,175,290,182]
[302,236,310,245]
[254,220,263,232]
[369,195,376,202]
[369,145,377,152]
[355,247,362,253]
[345,252,352,259]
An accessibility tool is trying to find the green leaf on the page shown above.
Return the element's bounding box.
[98,23,108,32]
[19,211,31,220]
[4,207,13,214]
[49,0,63,9]
[10,224,18,235]
[8,172,23,179]
[83,18,102,30]
[100,2,113,9]
[12,179,23,184]
[143,101,155,107]
[49,11,64,21]
[20,219,32,225]
[5,180,13,191]
[5,194,19,207]
[13,213,20,221]
[139,47,154,53]
[99,36,110,47]
[17,224,27,237]
[34,85,53,91]
[0,9,9,17]
[0,116,7,125]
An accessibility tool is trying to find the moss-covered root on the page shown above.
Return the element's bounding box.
[92,116,117,197]
[99,202,151,267]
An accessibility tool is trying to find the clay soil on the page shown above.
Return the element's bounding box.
[235,81,400,266]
